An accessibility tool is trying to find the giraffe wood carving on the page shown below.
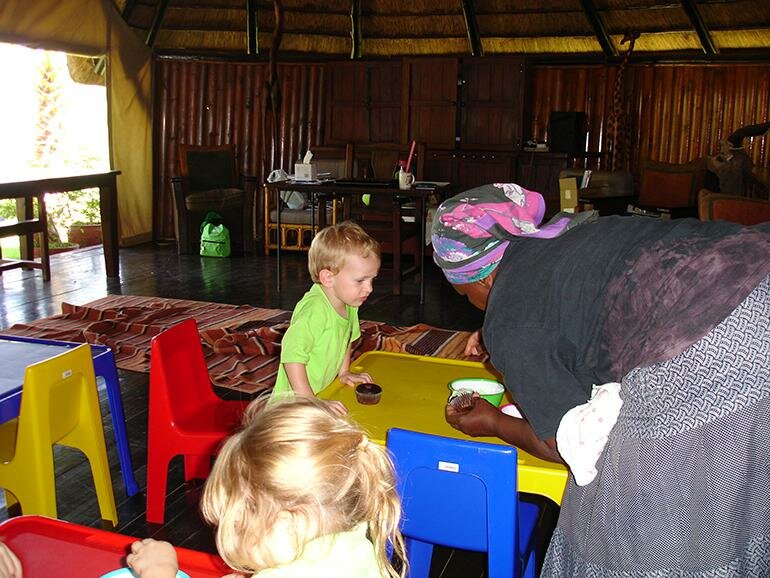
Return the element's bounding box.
[261,0,284,182]
[606,31,640,172]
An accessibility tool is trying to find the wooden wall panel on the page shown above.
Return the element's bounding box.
[528,63,770,176]
[154,57,770,242]
[153,58,327,242]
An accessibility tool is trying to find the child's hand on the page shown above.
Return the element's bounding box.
[325,399,348,415]
[127,538,179,578]
[0,543,22,578]
[338,371,373,386]
[463,330,486,357]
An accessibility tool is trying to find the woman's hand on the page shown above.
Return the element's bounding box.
[126,539,179,578]
[338,370,374,386]
[0,543,22,578]
[463,330,486,357]
[445,396,501,438]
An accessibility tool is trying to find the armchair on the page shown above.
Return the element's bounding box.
[171,144,256,255]
[698,188,770,225]
[635,158,711,218]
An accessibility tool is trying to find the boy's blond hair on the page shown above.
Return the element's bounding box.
[307,221,381,283]
[200,396,406,578]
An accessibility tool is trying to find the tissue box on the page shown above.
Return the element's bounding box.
[294,163,317,181]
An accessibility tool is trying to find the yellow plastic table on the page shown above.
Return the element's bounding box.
[318,351,568,505]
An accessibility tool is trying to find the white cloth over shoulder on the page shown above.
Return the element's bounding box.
[556,382,623,486]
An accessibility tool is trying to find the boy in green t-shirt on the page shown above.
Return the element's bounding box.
[270,221,381,413]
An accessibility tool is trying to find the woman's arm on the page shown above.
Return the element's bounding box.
[446,398,563,463]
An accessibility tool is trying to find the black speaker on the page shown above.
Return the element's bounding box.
[548,111,586,153]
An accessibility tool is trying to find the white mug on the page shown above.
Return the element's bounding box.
[398,168,415,190]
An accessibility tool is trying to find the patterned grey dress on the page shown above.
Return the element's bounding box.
[542,275,770,577]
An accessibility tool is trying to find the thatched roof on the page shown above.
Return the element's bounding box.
[113,0,770,60]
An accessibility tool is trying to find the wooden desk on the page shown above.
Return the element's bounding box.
[264,180,452,304]
[0,515,230,577]
[0,171,121,279]
[318,351,569,505]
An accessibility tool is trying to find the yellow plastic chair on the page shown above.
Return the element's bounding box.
[0,344,118,525]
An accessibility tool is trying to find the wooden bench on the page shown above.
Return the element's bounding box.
[0,190,51,280]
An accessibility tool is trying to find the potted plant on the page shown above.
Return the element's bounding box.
[66,189,102,247]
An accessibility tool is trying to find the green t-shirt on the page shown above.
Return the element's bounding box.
[253,523,385,578]
[271,283,361,400]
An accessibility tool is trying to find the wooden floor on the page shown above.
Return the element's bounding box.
[0,243,558,577]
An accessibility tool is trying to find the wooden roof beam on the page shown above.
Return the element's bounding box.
[460,0,483,57]
[681,0,718,56]
[145,0,170,47]
[350,0,362,59]
[121,0,138,21]
[577,0,617,58]
[247,0,258,55]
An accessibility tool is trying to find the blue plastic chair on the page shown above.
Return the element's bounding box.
[386,428,541,578]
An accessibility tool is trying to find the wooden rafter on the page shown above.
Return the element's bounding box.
[350,0,362,59]
[681,0,718,56]
[247,0,258,55]
[146,0,170,47]
[121,0,138,21]
[577,0,617,58]
[460,0,483,57]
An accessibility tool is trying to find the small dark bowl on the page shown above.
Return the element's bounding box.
[355,382,382,405]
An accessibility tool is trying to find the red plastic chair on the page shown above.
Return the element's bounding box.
[146,318,250,524]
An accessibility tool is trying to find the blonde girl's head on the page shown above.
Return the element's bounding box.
[200,396,406,578]
[307,221,381,283]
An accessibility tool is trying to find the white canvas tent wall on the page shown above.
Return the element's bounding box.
[0,0,152,245]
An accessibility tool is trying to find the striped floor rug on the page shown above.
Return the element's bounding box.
[1,295,485,395]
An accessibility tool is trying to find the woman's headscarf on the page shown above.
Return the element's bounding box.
[431,183,572,284]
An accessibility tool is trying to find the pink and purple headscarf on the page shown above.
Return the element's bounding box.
[431,183,571,284]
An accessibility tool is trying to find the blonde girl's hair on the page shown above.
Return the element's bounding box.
[307,221,381,283]
[200,396,406,578]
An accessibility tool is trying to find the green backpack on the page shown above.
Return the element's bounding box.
[199,211,231,257]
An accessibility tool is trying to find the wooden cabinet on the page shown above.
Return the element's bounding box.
[515,152,574,216]
[459,57,525,150]
[425,150,516,192]
[405,58,458,149]
[326,61,402,144]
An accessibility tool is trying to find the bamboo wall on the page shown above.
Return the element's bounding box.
[154,57,770,241]
[528,63,770,171]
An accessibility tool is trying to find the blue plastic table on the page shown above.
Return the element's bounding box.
[0,336,140,497]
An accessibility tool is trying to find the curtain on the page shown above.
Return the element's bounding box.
[0,0,152,245]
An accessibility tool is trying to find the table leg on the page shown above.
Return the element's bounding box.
[91,348,140,497]
[418,193,425,304]
[99,180,120,278]
[276,187,281,293]
[392,195,402,296]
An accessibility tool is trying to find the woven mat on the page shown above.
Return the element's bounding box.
[0,295,484,395]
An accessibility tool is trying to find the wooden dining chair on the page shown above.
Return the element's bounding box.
[350,143,426,294]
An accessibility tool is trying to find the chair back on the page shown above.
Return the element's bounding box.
[638,157,709,209]
[698,188,770,225]
[179,144,238,192]
[0,344,117,524]
[387,428,538,578]
[149,318,219,425]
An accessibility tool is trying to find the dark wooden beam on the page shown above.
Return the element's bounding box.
[350,0,362,59]
[681,0,718,56]
[145,0,170,47]
[577,0,617,58]
[121,0,138,21]
[247,0,259,55]
[460,0,483,57]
